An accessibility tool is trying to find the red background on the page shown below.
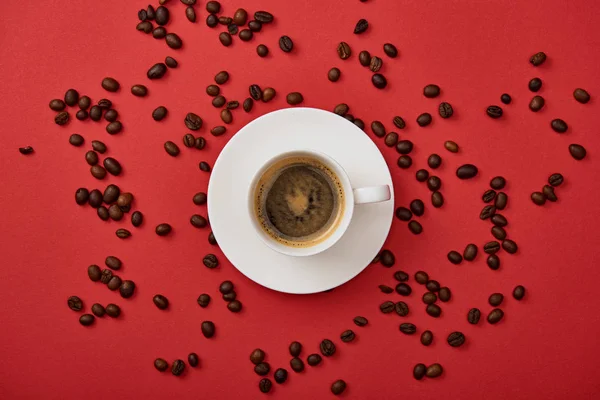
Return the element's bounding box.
[1,0,599,398]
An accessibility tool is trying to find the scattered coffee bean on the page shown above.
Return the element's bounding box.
[353,19,369,34]
[64,89,79,106]
[420,330,433,346]
[255,362,270,376]
[528,95,545,112]
[354,119,365,130]
[75,188,90,205]
[427,280,440,292]
[101,77,120,92]
[68,296,83,311]
[530,51,547,66]
[105,256,121,271]
[353,316,368,327]
[290,357,304,372]
[333,103,349,116]
[551,119,568,133]
[495,192,508,210]
[416,113,432,127]
[88,264,102,282]
[74,109,88,120]
[528,77,542,92]
[337,42,351,59]
[423,84,440,98]
[256,44,269,58]
[91,303,105,317]
[137,21,152,33]
[331,379,346,395]
[426,364,443,378]
[413,364,427,380]
[383,43,398,58]
[155,5,170,25]
[79,314,95,326]
[105,303,120,317]
[573,88,590,104]
[372,73,387,89]
[119,280,135,298]
[249,349,265,365]
[371,121,386,137]
[272,368,288,384]
[340,329,356,343]
[395,301,409,316]
[483,241,501,254]
[541,184,557,202]
[171,359,185,377]
[155,223,172,236]
[408,220,422,234]
[426,304,442,318]
[307,354,322,366]
[447,251,463,264]
[197,293,211,308]
[88,189,103,208]
[400,323,416,334]
[370,56,382,72]
[49,99,66,111]
[428,154,442,169]
[90,165,107,180]
[463,244,478,261]
[185,113,203,130]
[491,226,506,241]
[243,97,254,112]
[502,239,518,254]
[487,308,504,324]
[214,71,229,85]
[248,20,262,31]
[501,93,512,104]
[394,271,409,282]
[491,214,507,227]
[286,92,303,105]
[249,84,263,101]
[152,106,168,121]
[154,358,168,372]
[410,199,425,217]
[393,116,406,129]
[380,301,395,313]
[487,254,500,270]
[201,321,215,338]
[427,176,441,191]
[548,173,564,187]
[513,285,526,300]
[327,67,341,82]
[396,283,412,296]
[55,111,70,126]
[262,88,276,103]
[97,99,112,109]
[94,206,107,220]
[100,268,113,284]
[489,293,504,306]
[439,287,451,302]
[415,169,429,182]
[199,161,211,172]
[147,63,167,79]
[85,151,99,166]
[467,308,481,324]
[279,36,294,52]
[415,271,429,284]
[569,144,586,160]
[379,285,393,294]
[193,192,207,206]
[397,155,412,169]
[258,378,272,393]
[218,32,232,46]
[206,13,218,27]
[106,121,123,135]
[212,95,226,108]
[220,109,233,124]
[438,102,453,118]
[395,207,412,221]
[486,105,503,118]
[153,294,169,310]
[89,106,102,121]
[239,29,253,41]
[422,292,437,304]
[456,164,478,179]
[359,50,371,66]
[104,109,118,122]
[203,254,218,268]
[447,331,465,347]
[254,11,273,23]
[103,157,122,176]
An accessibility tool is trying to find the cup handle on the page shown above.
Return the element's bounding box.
[353,185,391,204]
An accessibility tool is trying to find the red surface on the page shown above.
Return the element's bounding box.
[1,0,599,398]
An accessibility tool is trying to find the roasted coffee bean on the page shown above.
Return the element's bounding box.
[97,99,112,109]
[400,323,416,334]
[68,296,83,311]
[423,84,440,98]
[106,121,122,135]
[395,301,409,316]
[486,105,503,118]
[273,368,288,384]
[396,283,412,296]
[75,188,90,205]
[371,121,386,137]
[131,84,148,97]
[528,77,542,92]
[249,84,262,100]
[262,87,276,102]
[185,6,196,22]
[359,50,371,67]
[344,114,355,122]
[201,321,215,338]
[483,241,501,254]
[410,199,425,216]
[426,304,441,318]
[502,239,518,254]
[85,151,99,166]
[101,77,120,92]
[218,281,234,295]
[427,176,441,191]
[420,330,433,346]
[551,119,568,133]
[372,73,387,89]
[100,268,113,284]
[513,285,526,300]
[208,126,225,138]
[152,106,168,121]
[501,93,512,104]
[487,308,504,324]
[494,192,508,209]
[249,349,265,365]
[395,207,412,221]
[206,0,221,13]
[397,155,412,169]
[416,112,432,127]
[255,362,271,376]
[354,18,369,34]
[370,56,383,72]
[379,285,393,294]
[340,329,355,342]
[203,254,218,268]
[319,339,336,356]
[489,293,504,306]
[286,92,303,105]
[187,353,199,368]
[105,256,122,270]
[354,119,365,130]
[171,360,185,377]
[455,164,478,179]
[55,111,70,125]
[379,249,395,267]
[353,316,368,326]
[290,357,304,372]
[220,109,233,124]
[155,5,169,25]
[75,110,88,120]
[119,280,136,298]
[528,95,545,112]
[206,13,218,27]
[107,276,122,291]
[491,214,507,227]
[463,244,478,261]
[415,169,429,182]
[467,308,481,324]
[153,294,169,310]
[254,11,274,23]
[408,220,422,234]
[102,157,121,176]
[383,43,398,58]
[481,206,496,222]
[218,32,232,46]
[487,254,500,270]
[428,154,442,169]
[91,303,105,317]
[214,71,229,85]
[239,29,253,41]
[258,378,272,393]
[193,192,207,205]
[307,354,322,366]
[422,292,437,304]
[248,20,262,31]
[330,380,347,396]
[489,227,506,242]
[104,109,118,122]
[548,173,564,187]
[79,314,95,326]
[241,97,254,112]
[89,141,106,155]
[569,144,587,160]
[105,303,120,317]
[49,99,66,111]
[413,363,427,380]
[184,113,203,130]
[394,271,409,282]
[530,51,547,66]
[393,116,406,129]
[87,191,104,211]
[447,331,465,347]
[64,89,79,106]
[127,211,143,227]
[447,251,462,264]
[426,364,443,378]
[182,133,196,147]
[197,293,211,308]
[380,301,395,313]
[439,287,451,302]
[415,271,429,285]
[286,341,301,358]
[231,8,248,25]
[193,137,206,150]
[438,102,453,118]
[147,63,167,79]
[116,193,133,209]
[155,223,172,236]
[542,185,557,201]
[256,44,269,58]
[333,103,349,116]
[206,85,220,96]
[573,88,590,104]
[136,21,153,33]
[198,161,211,172]
[212,95,226,108]
[97,206,109,221]
[426,280,440,292]
[279,36,294,52]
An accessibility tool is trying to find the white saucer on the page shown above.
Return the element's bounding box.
[208,108,394,294]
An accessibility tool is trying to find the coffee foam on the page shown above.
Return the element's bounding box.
[254,156,345,248]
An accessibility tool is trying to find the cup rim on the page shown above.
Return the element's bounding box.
[247,149,354,257]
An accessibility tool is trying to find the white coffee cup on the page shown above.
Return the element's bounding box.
[248,150,391,257]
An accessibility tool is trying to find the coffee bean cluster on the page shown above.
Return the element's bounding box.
[67,295,121,326]
[332,103,368,132]
[136,4,184,50]
[154,352,200,377]
[466,285,526,327]
[531,173,564,206]
[87,257,136,299]
[219,280,243,312]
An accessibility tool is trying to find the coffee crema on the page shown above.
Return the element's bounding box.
[253,156,345,248]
